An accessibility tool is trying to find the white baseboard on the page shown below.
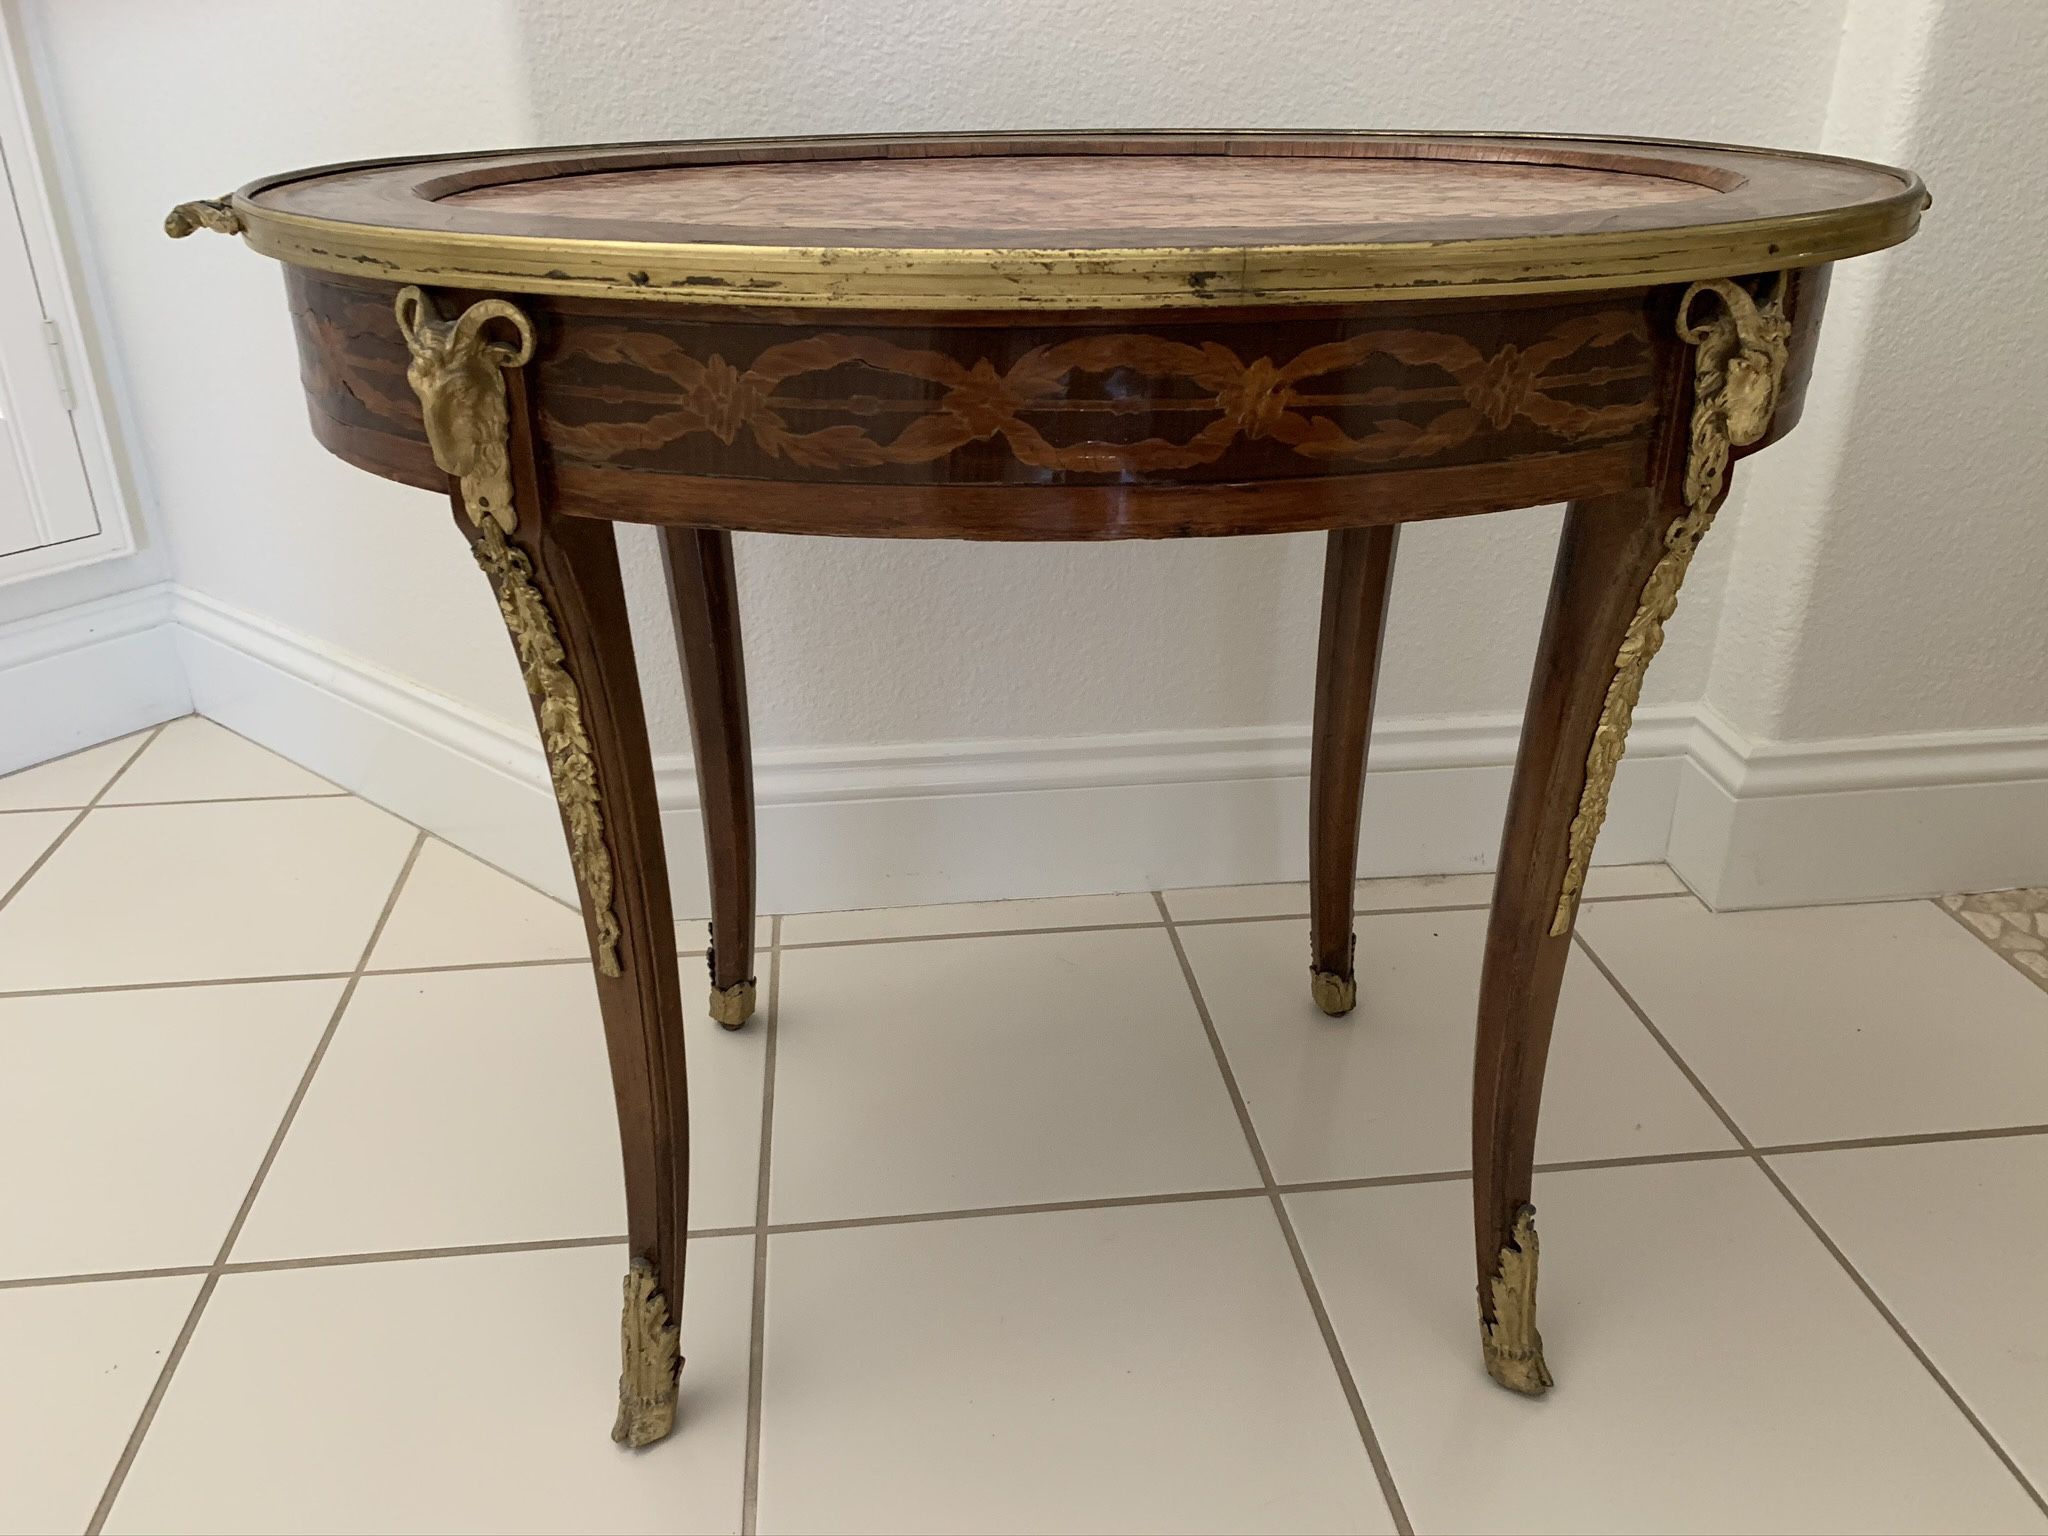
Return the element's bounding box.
[17,586,2029,915]
[0,582,190,774]
[1668,703,2048,908]
[167,587,1684,914]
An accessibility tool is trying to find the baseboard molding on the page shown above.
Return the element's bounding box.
[167,587,1684,913]
[0,582,190,774]
[1669,704,2048,908]
[42,586,2020,915]
[172,586,579,898]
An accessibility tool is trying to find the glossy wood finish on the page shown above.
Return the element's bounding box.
[448,371,691,1332]
[1308,526,1400,1014]
[1470,487,1678,1324]
[199,132,1913,1434]
[285,268,1703,532]
[661,526,757,1027]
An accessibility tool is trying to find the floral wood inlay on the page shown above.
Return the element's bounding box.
[542,311,1653,476]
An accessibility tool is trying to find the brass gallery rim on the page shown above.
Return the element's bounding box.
[225,131,1928,311]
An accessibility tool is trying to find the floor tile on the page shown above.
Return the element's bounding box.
[369,838,590,970]
[1163,864,1683,922]
[233,961,762,1260]
[106,1239,751,1535]
[0,798,416,990]
[1289,1160,2045,1534]
[1162,873,1484,923]
[780,889,1157,945]
[0,731,146,811]
[371,839,770,968]
[1941,888,2048,991]
[1179,910,1732,1184]
[0,979,341,1279]
[1774,1134,2048,1495]
[758,1199,1393,1535]
[0,809,71,896]
[0,1274,204,1536]
[673,912,773,956]
[770,927,1257,1223]
[1579,898,2048,1143]
[1161,879,1312,922]
[1354,870,1496,911]
[101,717,339,804]
[1582,861,1690,899]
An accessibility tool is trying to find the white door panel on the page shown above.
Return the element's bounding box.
[0,403,39,557]
[0,134,96,566]
[0,5,132,587]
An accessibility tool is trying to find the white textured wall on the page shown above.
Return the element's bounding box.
[24,0,538,727]
[1712,0,2048,742]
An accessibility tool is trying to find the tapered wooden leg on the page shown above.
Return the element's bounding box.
[397,287,689,1449]
[462,505,689,1446]
[484,506,689,1446]
[660,527,757,1030]
[1472,272,1793,1394]
[1470,489,1679,1395]
[1308,526,1399,1015]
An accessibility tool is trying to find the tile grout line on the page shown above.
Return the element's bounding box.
[764,1184,1272,1238]
[0,787,359,818]
[740,915,780,1536]
[1571,929,2048,1522]
[0,1230,771,1294]
[763,887,1690,951]
[781,917,1165,949]
[0,889,1690,1001]
[1152,890,1415,1536]
[1168,888,1693,928]
[1,949,711,1001]
[63,791,355,811]
[223,1233,633,1275]
[1757,1121,2048,1157]
[0,726,163,820]
[0,970,358,1002]
[83,828,429,1536]
[0,1263,212,1292]
[0,724,163,915]
[17,1122,2048,1294]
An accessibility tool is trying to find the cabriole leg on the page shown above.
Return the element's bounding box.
[1471,491,1670,1394]
[661,527,758,1030]
[397,287,690,1447]
[1307,525,1399,1015]
[1471,273,1791,1395]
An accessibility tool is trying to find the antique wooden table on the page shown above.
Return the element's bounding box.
[170,131,1925,1447]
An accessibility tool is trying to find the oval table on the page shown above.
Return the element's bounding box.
[169,131,1925,1447]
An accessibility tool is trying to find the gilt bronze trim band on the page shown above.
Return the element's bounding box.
[224,131,1925,311]
[232,197,1920,311]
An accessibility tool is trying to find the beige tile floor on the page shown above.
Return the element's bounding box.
[4,715,2047,1535]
